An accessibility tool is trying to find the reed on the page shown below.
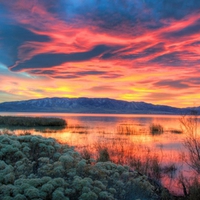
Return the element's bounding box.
[0,116,66,127]
[170,129,182,134]
[149,124,164,135]
[116,125,136,135]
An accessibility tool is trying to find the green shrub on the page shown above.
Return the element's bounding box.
[0,134,169,200]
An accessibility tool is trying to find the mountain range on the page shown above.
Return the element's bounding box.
[0,97,198,114]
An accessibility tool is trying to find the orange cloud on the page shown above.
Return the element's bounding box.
[1,0,200,107]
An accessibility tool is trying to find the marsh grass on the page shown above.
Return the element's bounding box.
[71,129,89,134]
[129,152,162,180]
[80,149,92,164]
[67,125,88,129]
[82,142,164,182]
[36,129,61,133]
[66,124,89,134]
[170,129,183,134]
[89,138,176,183]
[180,113,200,174]
[150,124,164,135]
[178,112,200,199]
[117,125,136,135]
[97,148,110,162]
[0,116,66,127]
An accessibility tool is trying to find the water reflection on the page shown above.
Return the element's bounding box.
[0,112,199,195]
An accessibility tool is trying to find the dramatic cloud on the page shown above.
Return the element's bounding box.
[154,80,190,89]
[163,19,200,39]
[10,45,116,71]
[1,0,200,106]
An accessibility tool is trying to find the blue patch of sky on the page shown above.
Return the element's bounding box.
[0,63,41,79]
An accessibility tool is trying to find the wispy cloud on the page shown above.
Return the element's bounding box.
[1,0,200,106]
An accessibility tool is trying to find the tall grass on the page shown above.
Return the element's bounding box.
[82,137,178,184]
[149,124,164,135]
[117,125,136,135]
[0,116,66,127]
[178,111,200,199]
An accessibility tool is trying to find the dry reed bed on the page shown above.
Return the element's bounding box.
[0,116,66,127]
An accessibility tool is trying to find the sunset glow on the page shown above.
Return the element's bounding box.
[1,0,200,107]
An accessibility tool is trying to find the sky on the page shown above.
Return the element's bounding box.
[1,0,200,107]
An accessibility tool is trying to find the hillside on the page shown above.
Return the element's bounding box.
[0,97,196,114]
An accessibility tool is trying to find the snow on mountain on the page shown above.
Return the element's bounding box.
[0,97,195,114]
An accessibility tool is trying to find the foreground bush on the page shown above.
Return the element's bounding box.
[0,134,172,200]
[0,116,66,127]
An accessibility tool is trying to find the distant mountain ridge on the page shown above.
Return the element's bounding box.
[0,97,198,114]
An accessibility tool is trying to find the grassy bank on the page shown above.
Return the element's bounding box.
[0,116,66,127]
[0,133,172,200]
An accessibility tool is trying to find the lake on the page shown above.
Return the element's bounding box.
[0,112,198,196]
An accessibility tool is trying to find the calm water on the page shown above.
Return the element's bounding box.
[0,112,198,195]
